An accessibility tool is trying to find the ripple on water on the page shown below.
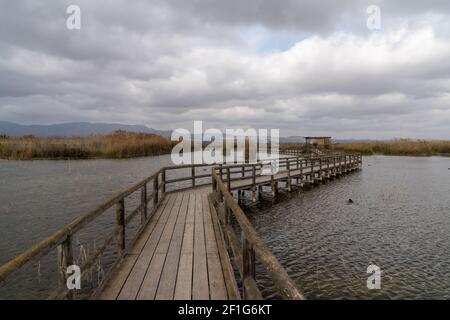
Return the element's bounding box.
[244,156,450,299]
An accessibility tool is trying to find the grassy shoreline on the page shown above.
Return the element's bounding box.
[333,140,450,156]
[0,131,175,160]
[281,139,450,157]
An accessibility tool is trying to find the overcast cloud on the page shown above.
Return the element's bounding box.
[1,0,450,138]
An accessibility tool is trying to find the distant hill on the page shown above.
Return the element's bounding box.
[0,121,172,138]
[280,136,376,144]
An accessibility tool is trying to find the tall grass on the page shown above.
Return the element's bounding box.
[0,131,175,160]
[333,139,450,156]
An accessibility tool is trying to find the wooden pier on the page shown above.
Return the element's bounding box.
[0,153,362,300]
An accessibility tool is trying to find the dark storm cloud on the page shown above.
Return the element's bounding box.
[0,0,449,138]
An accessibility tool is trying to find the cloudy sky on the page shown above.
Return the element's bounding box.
[1,0,450,139]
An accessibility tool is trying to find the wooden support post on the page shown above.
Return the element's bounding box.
[287,160,292,192]
[310,159,314,182]
[242,165,245,178]
[319,158,322,178]
[212,168,217,191]
[327,158,330,177]
[226,167,231,191]
[252,165,257,202]
[271,174,276,196]
[57,235,74,299]
[116,199,125,256]
[191,166,196,187]
[161,169,166,194]
[140,184,147,225]
[153,174,159,208]
[242,232,256,299]
[333,157,336,175]
[298,160,303,188]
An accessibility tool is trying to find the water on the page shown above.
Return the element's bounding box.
[243,156,450,299]
[0,155,174,298]
[1,155,449,299]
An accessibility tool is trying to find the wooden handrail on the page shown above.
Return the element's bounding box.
[0,162,212,297]
[0,153,362,299]
[211,168,305,300]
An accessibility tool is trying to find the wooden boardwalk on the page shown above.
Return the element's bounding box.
[0,153,361,300]
[99,188,240,300]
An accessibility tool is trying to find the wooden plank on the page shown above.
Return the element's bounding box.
[208,198,240,299]
[100,196,173,300]
[192,193,210,300]
[137,193,184,299]
[174,194,196,299]
[174,253,193,300]
[117,194,177,299]
[155,194,190,299]
[130,195,170,255]
[98,254,138,300]
[202,194,227,300]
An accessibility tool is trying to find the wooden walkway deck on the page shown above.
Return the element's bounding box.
[0,153,361,300]
[99,188,240,300]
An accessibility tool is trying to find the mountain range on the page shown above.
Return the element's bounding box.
[0,121,374,143]
[0,121,172,137]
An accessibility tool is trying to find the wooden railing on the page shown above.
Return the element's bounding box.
[217,154,362,188]
[211,168,304,299]
[0,163,214,299]
[0,152,361,300]
[209,153,361,299]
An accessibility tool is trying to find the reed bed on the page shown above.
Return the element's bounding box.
[333,139,450,156]
[0,131,175,160]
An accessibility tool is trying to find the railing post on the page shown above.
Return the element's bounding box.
[298,159,303,188]
[310,158,314,182]
[286,160,291,192]
[161,168,166,194]
[191,166,196,188]
[319,158,322,178]
[334,157,336,174]
[212,168,217,191]
[57,235,74,299]
[252,165,257,202]
[327,157,330,176]
[153,174,159,207]
[242,232,256,299]
[141,184,147,225]
[116,199,125,256]
[226,167,231,191]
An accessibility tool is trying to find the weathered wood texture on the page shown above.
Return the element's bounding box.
[0,153,361,300]
[99,189,240,300]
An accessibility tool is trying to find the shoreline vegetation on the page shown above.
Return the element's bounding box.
[282,139,450,156]
[1,133,450,160]
[333,139,450,156]
[0,130,175,160]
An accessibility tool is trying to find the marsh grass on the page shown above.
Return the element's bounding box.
[333,139,450,156]
[0,130,175,160]
[280,139,450,156]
